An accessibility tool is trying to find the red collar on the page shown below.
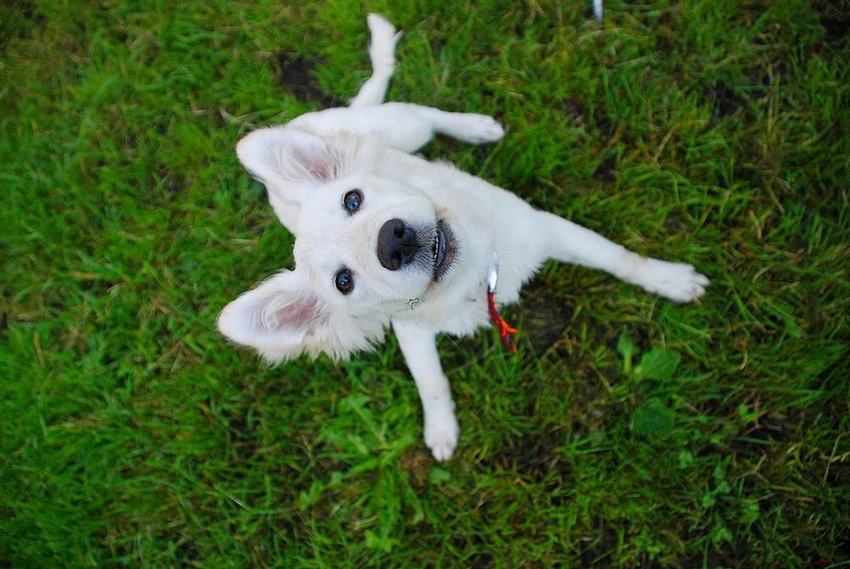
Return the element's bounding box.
[486,256,517,352]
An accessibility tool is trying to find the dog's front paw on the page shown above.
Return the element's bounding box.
[639,259,709,303]
[454,114,505,144]
[424,408,459,461]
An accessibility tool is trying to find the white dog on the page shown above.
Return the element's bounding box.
[218,15,707,461]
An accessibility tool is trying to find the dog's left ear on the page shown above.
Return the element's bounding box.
[217,269,326,363]
[236,128,363,234]
[218,268,388,363]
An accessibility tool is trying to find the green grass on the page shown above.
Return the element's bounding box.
[2,0,849,566]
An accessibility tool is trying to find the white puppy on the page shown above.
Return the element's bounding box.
[218,15,707,461]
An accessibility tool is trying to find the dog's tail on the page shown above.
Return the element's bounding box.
[349,14,403,108]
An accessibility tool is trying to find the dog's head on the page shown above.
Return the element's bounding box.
[218,128,459,362]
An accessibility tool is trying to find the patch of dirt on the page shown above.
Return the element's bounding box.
[399,448,432,489]
[731,413,790,456]
[1,0,47,48]
[0,301,8,334]
[593,107,615,139]
[711,81,749,118]
[219,404,261,461]
[273,53,340,107]
[813,0,850,45]
[449,535,494,567]
[577,521,619,566]
[156,166,187,198]
[592,155,618,181]
[563,99,586,124]
[486,424,570,483]
[518,277,574,355]
[468,552,494,568]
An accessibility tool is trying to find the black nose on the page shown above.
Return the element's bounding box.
[377,218,421,271]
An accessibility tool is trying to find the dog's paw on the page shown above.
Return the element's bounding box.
[424,409,459,462]
[639,259,709,303]
[452,114,505,144]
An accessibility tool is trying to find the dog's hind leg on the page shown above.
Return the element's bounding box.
[409,106,505,145]
[289,102,504,154]
[349,14,402,108]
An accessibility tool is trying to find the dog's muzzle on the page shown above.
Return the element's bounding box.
[377,218,456,281]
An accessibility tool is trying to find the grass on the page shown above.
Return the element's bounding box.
[1,0,849,566]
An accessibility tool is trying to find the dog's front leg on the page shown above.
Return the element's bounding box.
[393,319,459,461]
[537,211,709,302]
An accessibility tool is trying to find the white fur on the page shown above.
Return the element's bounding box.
[218,14,707,461]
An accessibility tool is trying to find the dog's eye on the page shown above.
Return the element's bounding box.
[342,189,363,213]
[334,268,354,294]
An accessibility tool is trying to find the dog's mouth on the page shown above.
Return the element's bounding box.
[431,220,456,281]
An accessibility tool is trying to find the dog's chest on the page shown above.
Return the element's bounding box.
[411,275,498,337]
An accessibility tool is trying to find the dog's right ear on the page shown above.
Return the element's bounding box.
[236,128,362,234]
